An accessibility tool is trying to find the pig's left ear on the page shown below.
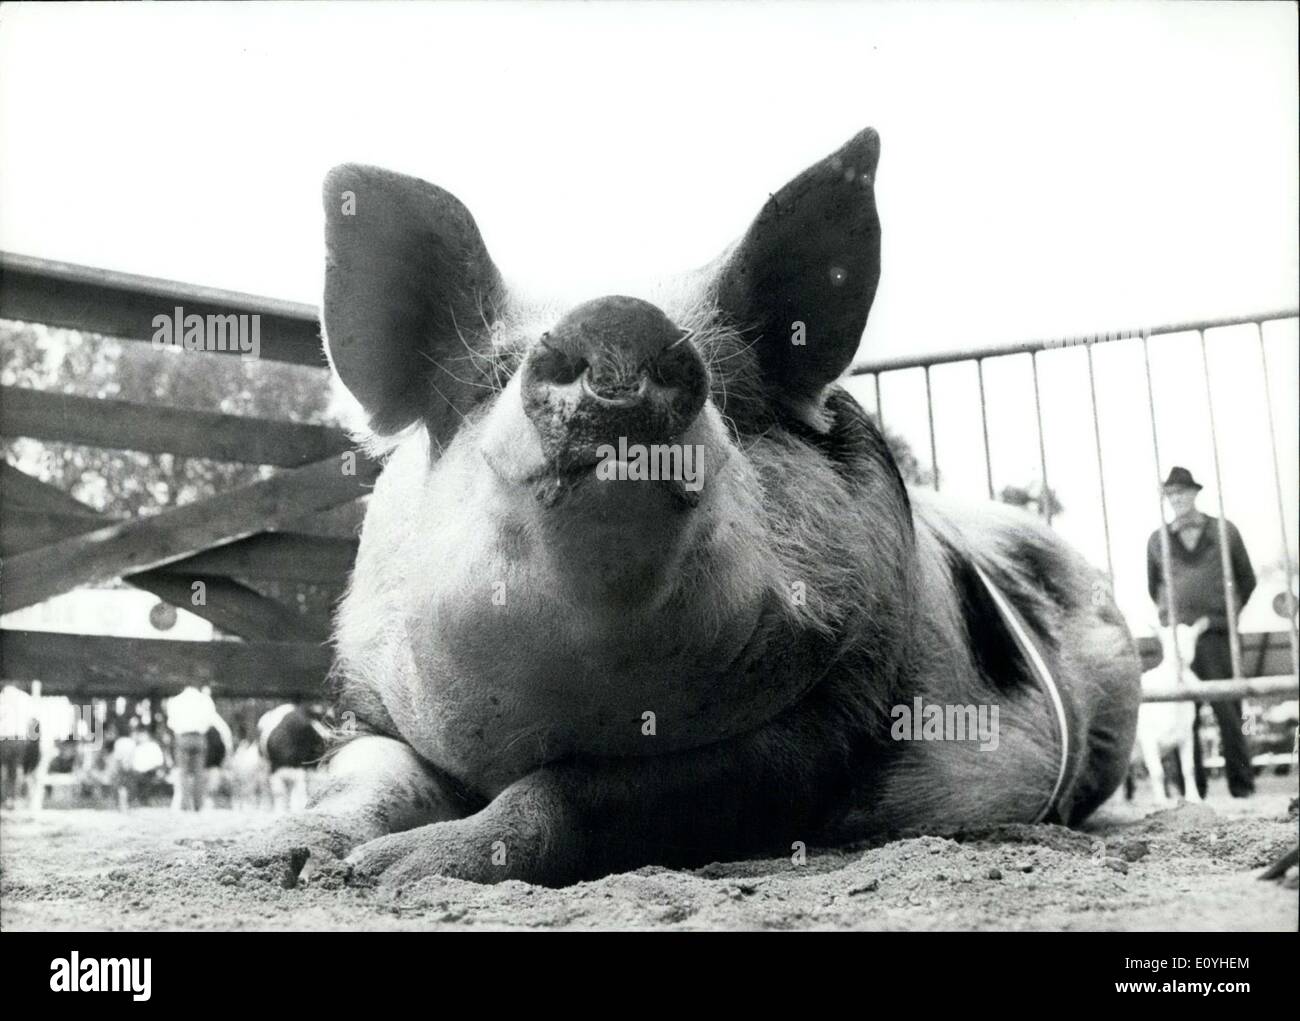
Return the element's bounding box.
[322,164,505,436]
[712,128,881,401]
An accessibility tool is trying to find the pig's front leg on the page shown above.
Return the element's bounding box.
[344,724,838,888]
[244,735,478,876]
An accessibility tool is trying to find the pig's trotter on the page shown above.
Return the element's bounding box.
[344,729,835,887]
[240,735,476,883]
[344,768,584,887]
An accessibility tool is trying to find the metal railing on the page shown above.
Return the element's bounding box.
[852,310,1300,705]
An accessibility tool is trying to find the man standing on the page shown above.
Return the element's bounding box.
[165,686,221,811]
[1147,466,1257,797]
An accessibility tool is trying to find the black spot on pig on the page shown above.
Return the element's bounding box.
[940,540,1053,694]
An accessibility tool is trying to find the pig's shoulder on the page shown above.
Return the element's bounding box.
[910,490,1102,617]
[907,490,1107,694]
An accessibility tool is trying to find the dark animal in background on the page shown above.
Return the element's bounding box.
[245,126,1142,887]
[257,703,330,813]
[205,725,228,770]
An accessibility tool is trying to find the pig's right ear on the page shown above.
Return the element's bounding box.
[322,164,504,436]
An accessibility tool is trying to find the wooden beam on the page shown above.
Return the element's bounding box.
[0,461,98,513]
[0,386,354,467]
[1,467,356,585]
[0,630,331,699]
[0,465,333,640]
[0,251,325,367]
[126,573,332,643]
[2,508,355,584]
[0,454,377,612]
[285,499,369,539]
[166,532,357,584]
[2,508,119,553]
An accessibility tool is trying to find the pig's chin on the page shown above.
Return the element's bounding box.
[528,460,702,511]
[482,449,706,609]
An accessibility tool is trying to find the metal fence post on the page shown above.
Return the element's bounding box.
[1198,329,1245,679]
[1142,333,1184,680]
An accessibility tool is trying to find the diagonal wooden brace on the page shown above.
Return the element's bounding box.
[0,454,377,614]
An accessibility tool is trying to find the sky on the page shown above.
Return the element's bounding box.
[0,1,1296,636]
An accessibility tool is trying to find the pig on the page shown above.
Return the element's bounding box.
[243,126,1141,888]
[257,703,331,813]
[229,738,270,811]
[1132,619,1209,804]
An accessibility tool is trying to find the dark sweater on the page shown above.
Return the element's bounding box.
[1147,515,1256,630]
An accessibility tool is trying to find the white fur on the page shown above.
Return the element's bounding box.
[1133,618,1209,803]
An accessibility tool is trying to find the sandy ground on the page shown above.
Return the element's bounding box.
[2,777,1296,931]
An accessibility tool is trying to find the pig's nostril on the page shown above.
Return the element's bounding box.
[535,334,587,385]
[521,297,710,466]
[580,371,649,408]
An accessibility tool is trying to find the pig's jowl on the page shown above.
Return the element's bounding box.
[249,127,1141,888]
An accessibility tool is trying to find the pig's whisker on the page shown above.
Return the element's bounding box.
[430,357,500,393]
[472,295,514,394]
[426,377,470,425]
[707,333,762,366]
[448,306,502,380]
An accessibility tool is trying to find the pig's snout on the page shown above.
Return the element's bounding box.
[521,296,709,468]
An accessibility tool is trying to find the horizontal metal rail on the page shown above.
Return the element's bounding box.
[850,309,1300,375]
[1140,676,1298,703]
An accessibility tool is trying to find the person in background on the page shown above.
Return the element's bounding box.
[129,723,167,806]
[0,684,42,810]
[165,686,220,811]
[109,721,138,810]
[1146,466,1257,798]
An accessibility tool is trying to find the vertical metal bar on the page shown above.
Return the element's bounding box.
[1256,322,1300,681]
[924,365,940,491]
[1085,340,1116,584]
[1030,351,1052,524]
[1198,329,1244,680]
[976,358,994,499]
[874,373,884,431]
[1142,333,1184,680]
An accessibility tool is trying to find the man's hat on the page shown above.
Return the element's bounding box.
[1163,466,1202,491]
